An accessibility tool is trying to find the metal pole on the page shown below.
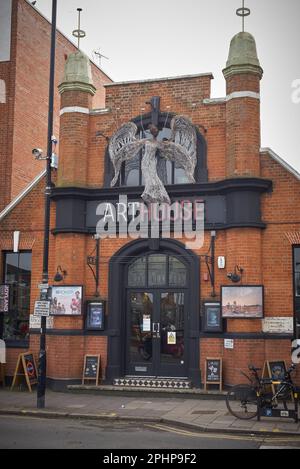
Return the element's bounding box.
[211,232,216,297]
[95,238,100,297]
[37,0,57,409]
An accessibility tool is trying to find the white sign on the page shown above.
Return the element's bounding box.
[142,314,151,332]
[167,331,176,345]
[38,284,49,290]
[29,315,54,329]
[34,301,50,317]
[0,339,6,364]
[0,0,12,62]
[0,285,9,313]
[224,339,234,349]
[262,317,293,334]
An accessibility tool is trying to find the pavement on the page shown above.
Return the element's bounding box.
[0,387,300,437]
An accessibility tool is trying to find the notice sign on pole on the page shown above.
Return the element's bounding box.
[0,285,9,313]
[34,300,50,317]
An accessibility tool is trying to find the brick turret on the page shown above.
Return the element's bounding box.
[57,51,96,187]
[223,32,263,177]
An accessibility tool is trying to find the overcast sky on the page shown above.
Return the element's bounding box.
[34,0,300,172]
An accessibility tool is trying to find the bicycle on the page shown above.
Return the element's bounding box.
[226,363,300,422]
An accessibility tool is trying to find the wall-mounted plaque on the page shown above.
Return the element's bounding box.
[262,317,293,334]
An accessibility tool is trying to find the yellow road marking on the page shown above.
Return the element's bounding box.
[146,423,300,444]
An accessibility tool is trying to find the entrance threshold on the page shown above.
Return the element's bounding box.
[114,376,191,389]
[67,384,227,400]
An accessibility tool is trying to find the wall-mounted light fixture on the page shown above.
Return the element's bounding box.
[199,230,216,297]
[87,235,100,297]
[227,265,244,283]
[53,265,67,282]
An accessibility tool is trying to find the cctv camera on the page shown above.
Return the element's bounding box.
[32,148,43,159]
[51,135,58,145]
[227,273,241,283]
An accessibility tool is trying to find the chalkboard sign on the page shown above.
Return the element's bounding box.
[82,355,100,386]
[23,353,38,384]
[11,352,38,392]
[268,361,287,381]
[262,360,290,398]
[204,358,222,391]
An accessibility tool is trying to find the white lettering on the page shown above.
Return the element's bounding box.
[291,79,300,104]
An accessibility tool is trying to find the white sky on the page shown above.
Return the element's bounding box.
[34,0,300,172]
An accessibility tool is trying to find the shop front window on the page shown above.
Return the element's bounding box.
[294,247,300,335]
[294,247,300,297]
[1,252,32,342]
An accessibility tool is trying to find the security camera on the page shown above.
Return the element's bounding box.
[51,135,58,145]
[227,265,244,283]
[32,148,43,159]
[227,272,241,283]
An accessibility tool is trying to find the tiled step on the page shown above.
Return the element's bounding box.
[113,377,192,389]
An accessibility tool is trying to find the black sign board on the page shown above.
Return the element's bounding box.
[268,361,287,381]
[204,358,222,390]
[0,285,9,313]
[11,352,38,392]
[82,355,100,386]
[23,353,38,384]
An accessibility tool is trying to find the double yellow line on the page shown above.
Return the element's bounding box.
[146,423,300,444]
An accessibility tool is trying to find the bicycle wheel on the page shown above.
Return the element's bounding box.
[226,384,258,419]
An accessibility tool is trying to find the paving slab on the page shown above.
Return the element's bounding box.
[1,388,300,436]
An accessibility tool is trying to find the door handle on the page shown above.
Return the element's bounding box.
[152,322,160,338]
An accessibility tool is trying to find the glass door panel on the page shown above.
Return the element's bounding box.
[128,292,153,370]
[160,292,185,367]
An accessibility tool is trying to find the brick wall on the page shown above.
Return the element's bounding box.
[0,0,112,212]
[1,40,300,386]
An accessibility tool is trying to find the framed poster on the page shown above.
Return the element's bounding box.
[221,285,264,318]
[0,285,9,313]
[203,302,223,332]
[85,301,105,330]
[50,286,83,316]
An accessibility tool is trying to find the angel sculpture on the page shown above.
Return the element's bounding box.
[109,115,197,204]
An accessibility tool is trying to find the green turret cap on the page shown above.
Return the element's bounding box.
[223,32,263,79]
[58,51,96,95]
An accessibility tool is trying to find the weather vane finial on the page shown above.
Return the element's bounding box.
[236,0,250,32]
[72,8,86,49]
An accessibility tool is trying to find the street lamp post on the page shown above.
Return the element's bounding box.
[37,0,57,409]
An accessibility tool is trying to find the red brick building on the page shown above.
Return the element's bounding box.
[1,15,300,389]
[0,0,111,211]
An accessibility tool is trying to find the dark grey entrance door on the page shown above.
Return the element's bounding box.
[107,239,200,386]
[126,290,187,377]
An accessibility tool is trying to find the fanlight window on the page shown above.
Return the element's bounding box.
[105,112,208,194]
[128,254,187,288]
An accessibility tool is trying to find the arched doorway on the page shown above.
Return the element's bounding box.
[106,239,200,386]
